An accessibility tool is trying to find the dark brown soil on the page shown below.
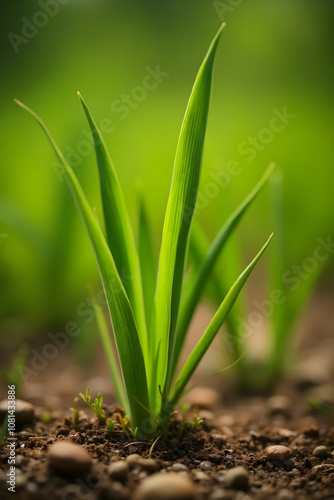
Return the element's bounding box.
[0,289,333,499]
[0,391,333,500]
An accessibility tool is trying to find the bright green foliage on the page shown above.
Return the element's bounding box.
[79,387,106,424]
[15,24,273,437]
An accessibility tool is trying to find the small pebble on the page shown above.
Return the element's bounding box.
[48,441,92,474]
[224,466,249,490]
[135,472,196,500]
[312,445,329,458]
[126,454,141,467]
[109,461,129,482]
[137,458,159,472]
[265,445,292,461]
[193,470,210,481]
[199,461,212,471]
[171,463,189,472]
[211,434,225,448]
[311,464,334,473]
[0,399,34,425]
[185,387,220,410]
[267,395,291,416]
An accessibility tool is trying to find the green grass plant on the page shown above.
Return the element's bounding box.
[15,24,272,437]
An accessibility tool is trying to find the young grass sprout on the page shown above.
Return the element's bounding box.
[15,24,273,437]
[79,387,106,425]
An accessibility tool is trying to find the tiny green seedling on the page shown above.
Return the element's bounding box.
[40,410,53,424]
[106,418,116,432]
[191,415,204,433]
[15,24,273,437]
[79,387,106,424]
[69,396,81,424]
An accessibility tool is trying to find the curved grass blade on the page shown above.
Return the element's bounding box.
[137,197,156,330]
[77,92,148,359]
[170,163,275,384]
[151,24,226,408]
[169,233,273,406]
[14,99,150,433]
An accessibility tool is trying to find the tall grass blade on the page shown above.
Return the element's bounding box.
[171,163,275,384]
[14,99,150,433]
[138,197,156,330]
[77,92,148,358]
[152,24,226,407]
[188,222,245,366]
[169,233,273,405]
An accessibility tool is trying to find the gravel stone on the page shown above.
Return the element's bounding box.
[185,387,220,409]
[171,463,189,472]
[109,460,129,482]
[126,454,141,467]
[47,441,92,474]
[267,395,291,416]
[0,399,34,425]
[199,461,212,471]
[312,445,329,458]
[224,466,249,490]
[265,445,292,461]
[137,458,159,472]
[134,472,196,500]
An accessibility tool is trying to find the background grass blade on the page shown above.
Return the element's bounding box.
[14,99,151,434]
[151,24,226,407]
[137,197,156,330]
[171,163,275,382]
[266,170,325,385]
[92,294,127,410]
[169,233,273,406]
[77,92,148,359]
[187,221,246,376]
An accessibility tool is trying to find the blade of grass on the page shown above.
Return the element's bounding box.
[169,233,273,406]
[266,170,325,384]
[151,24,226,409]
[77,92,148,359]
[187,222,249,385]
[14,99,150,433]
[137,197,156,330]
[92,295,127,410]
[170,163,275,387]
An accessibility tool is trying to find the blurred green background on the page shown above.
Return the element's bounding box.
[0,0,333,351]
